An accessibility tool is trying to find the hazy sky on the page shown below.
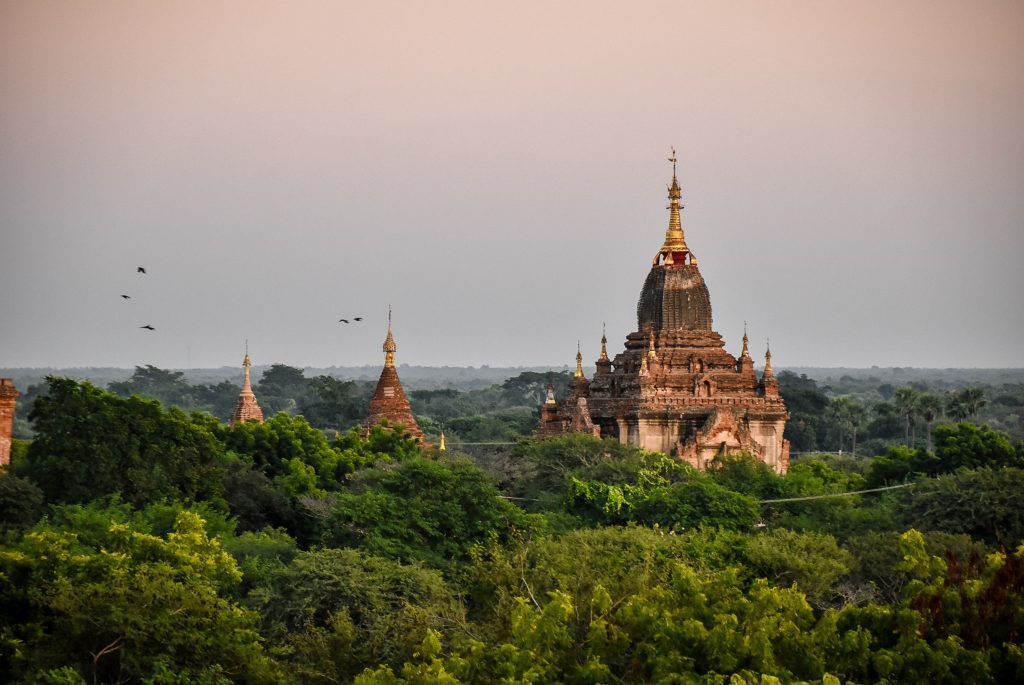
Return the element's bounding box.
[2,1,1022,370]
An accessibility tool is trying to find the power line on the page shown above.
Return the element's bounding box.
[758,482,913,504]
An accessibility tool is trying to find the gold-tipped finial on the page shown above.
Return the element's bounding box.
[764,338,774,378]
[242,340,253,389]
[575,341,584,378]
[439,430,447,451]
[599,323,610,362]
[741,321,750,357]
[654,147,694,266]
[383,306,396,367]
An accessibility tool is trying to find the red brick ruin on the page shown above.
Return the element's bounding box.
[364,316,425,443]
[0,379,19,467]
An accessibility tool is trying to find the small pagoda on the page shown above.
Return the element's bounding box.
[364,313,425,442]
[228,345,265,425]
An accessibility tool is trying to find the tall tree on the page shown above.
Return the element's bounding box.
[893,387,921,447]
[917,393,944,452]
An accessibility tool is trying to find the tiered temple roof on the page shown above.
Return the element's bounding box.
[228,345,264,425]
[364,315,425,442]
[540,152,790,473]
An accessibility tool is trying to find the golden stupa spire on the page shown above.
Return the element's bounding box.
[383,306,396,367]
[654,147,695,266]
[575,341,584,378]
[741,321,750,358]
[545,380,557,405]
[438,430,447,451]
[242,339,253,391]
[599,323,610,362]
[763,338,774,378]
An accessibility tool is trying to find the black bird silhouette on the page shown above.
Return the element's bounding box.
[121,295,131,299]
[353,317,363,321]
[137,266,146,274]
[140,325,155,331]
[338,318,350,324]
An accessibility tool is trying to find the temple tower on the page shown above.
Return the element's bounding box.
[540,153,790,473]
[0,379,18,467]
[364,312,425,442]
[228,344,265,425]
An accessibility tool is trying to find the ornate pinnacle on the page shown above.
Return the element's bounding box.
[383,308,396,367]
[545,381,557,405]
[741,322,750,358]
[648,328,657,359]
[599,323,609,362]
[654,148,694,266]
[242,341,253,391]
[439,431,447,451]
[575,341,584,378]
[763,338,774,378]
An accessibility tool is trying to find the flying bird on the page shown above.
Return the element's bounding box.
[121,295,131,299]
[354,317,363,321]
[338,319,349,324]
[137,266,146,274]
[139,325,155,331]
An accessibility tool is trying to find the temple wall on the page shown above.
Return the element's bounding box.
[0,379,18,467]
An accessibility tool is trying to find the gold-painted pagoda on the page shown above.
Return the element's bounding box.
[539,153,790,473]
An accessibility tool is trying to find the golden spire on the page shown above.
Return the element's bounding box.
[575,341,584,378]
[741,321,750,358]
[763,338,774,378]
[383,307,396,367]
[654,147,694,266]
[242,340,253,391]
[647,328,657,359]
[599,323,609,362]
[639,348,649,375]
[439,430,447,451]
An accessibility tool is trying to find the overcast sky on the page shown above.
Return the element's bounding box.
[2,0,1022,370]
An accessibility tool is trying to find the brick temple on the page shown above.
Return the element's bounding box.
[228,345,264,425]
[0,378,18,467]
[540,155,790,473]
[364,315,425,443]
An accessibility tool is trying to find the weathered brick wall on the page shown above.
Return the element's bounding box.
[0,379,19,467]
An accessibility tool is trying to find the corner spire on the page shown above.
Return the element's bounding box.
[763,338,774,378]
[575,341,584,378]
[383,307,396,367]
[741,322,750,358]
[654,147,695,266]
[599,323,609,362]
[647,328,657,359]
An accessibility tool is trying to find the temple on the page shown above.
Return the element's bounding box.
[228,345,265,425]
[364,313,425,442]
[539,153,790,473]
[0,379,18,467]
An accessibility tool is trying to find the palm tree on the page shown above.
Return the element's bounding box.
[893,387,921,447]
[825,396,868,454]
[949,387,987,420]
[917,393,943,452]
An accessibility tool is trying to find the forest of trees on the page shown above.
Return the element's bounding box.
[2,372,1023,683]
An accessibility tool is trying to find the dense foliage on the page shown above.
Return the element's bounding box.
[1,377,1023,684]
